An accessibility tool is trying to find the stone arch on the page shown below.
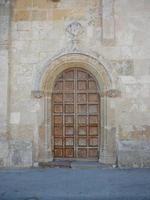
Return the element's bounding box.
[34,52,117,92]
[34,53,118,165]
[41,53,112,92]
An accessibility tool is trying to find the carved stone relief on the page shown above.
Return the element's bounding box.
[111,60,134,75]
[66,21,84,51]
[0,0,10,5]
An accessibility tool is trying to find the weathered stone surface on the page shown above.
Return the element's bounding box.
[0,0,150,168]
[0,140,9,168]
[111,60,134,75]
[9,140,32,167]
[102,0,115,45]
[0,139,33,168]
[118,140,150,168]
[0,1,10,139]
[13,10,31,21]
[13,0,32,9]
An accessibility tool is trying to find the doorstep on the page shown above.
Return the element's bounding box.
[39,160,112,169]
[71,161,112,169]
[39,160,71,168]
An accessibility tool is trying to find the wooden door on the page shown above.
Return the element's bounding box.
[52,68,100,160]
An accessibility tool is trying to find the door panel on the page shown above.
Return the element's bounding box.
[52,68,100,160]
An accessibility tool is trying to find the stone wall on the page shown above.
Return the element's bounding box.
[0,0,150,168]
[0,0,33,168]
[0,0,10,167]
[0,0,10,138]
[114,0,150,167]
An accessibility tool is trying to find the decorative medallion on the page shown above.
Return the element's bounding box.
[66,21,84,39]
[66,21,84,51]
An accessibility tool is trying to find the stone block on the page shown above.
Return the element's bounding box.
[47,9,53,20]
[118,140,150,168]
[14,0,32,9]
[33,0,50,9]
[119,76,137,84]
[111,60,134,75]
[0,140,9,168]
[17,21,32,31]
[9,140,33,167]
[52,9,71,20]
[38,124,46,161]
[134,59,150,76]
[102,46,123,59]
[102,0,115,44]
[133,44,150,59]
[32,11,47,21]
[13,10,31,21]
[19,30,31,41]
[10,112,20,124]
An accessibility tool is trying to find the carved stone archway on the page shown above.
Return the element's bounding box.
[33,53,118,165]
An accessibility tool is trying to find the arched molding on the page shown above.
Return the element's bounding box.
[34,51,118,92]
[34,52,118,165]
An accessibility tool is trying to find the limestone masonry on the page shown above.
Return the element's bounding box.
[0,0,150,168]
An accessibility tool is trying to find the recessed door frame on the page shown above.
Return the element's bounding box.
[34,53,117,165]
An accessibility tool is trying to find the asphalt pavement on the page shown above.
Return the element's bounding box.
[0,167,150,200]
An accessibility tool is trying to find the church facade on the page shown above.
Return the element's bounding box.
[0,0,150,168]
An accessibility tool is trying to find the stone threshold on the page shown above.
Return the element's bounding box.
[39,161,113,169]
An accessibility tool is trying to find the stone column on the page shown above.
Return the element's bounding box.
[0,0,11,138]
[99,95,110,163]
[99,89,119,165]
[46,93,53,161]
[102,0,115,45]
[44,94,53,162]
[0,0,11,167]
[33,91,53,163]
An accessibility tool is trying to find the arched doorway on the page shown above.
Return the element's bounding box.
[34,53,117,165]
[51,68,100,160]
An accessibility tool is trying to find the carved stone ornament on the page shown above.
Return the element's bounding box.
[66,21,84,51]
[32,90,44,99]
[66,21,84,39]
[103,89,121,98]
